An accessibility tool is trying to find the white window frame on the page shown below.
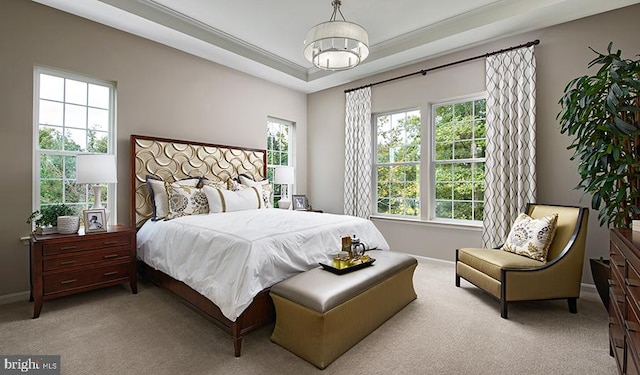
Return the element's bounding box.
[373,108,421,218]
[267,117,294,205]
[430,95,486,225]
[32,66,117,223]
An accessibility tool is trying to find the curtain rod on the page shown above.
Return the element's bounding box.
[344,39,540,94]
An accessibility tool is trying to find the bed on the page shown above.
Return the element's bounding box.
[130,134,389,356]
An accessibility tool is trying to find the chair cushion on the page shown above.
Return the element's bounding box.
[458,248,544,281]
[501,213,558,262]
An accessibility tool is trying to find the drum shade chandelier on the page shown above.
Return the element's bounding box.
[303,0,369,71]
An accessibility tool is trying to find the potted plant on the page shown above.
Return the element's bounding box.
[558,42,640,310]
[27,204,76,234]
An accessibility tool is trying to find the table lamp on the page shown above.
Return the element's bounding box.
[274,166,294,209]
[75,154,117,210]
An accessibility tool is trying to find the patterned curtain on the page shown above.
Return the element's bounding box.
[482,46,537,247]
[344,87,372,218]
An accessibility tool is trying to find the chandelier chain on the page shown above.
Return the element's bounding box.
[330,0,347,21]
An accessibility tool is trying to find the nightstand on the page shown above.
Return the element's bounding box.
[29,225,137,318]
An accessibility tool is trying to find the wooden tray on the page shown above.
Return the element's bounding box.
[319,258,376,275]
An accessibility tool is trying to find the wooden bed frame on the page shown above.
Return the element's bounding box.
[129,134,275,357]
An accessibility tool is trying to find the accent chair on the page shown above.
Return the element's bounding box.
[455,203,589,318]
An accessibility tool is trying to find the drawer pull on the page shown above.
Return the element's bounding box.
[625,321,640,332]
[613,338,624,349]
[60,279,77,285]
[614,295,625,303]
[103,240,118,245]
[103,271,119,276]
[626,278,640,288]
[103,254,119,259]
[60,260,77,266]
[609,279,616,286]
[60,246,77,251]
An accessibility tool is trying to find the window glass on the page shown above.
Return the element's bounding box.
[374,110,421,217]
[433,98,486,221]
[267,118,293,207]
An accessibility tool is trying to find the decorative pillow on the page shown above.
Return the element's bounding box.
[502,213,559,262]
[227,178,244,191]
[238,175,273,208]
[203,185,262,213]
[166,184,209,219]
[146,176,200,220]
[200,177,228,190]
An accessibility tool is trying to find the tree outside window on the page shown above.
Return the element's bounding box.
[267,118,292,207]
[375,110,421,217]
[433,98,486,221]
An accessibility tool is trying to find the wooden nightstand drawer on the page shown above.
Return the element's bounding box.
[42,234,131,255]
[30,225,137,318]
[43,262,130,295]
[43,246,131,271]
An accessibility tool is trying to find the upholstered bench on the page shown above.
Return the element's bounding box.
[269,250,418,369]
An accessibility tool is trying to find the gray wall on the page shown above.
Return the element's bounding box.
[308,4,640,283]
[0,0,307,298]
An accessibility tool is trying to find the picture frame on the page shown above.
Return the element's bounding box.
[292,195,309,211]
[83,208,107,233]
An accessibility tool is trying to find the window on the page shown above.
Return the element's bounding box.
[374,110,421,217]
[33,67,116,219]
[266,117,293,206]
[433,98,486,222]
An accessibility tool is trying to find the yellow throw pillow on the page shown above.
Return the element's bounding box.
[502,213,558,262]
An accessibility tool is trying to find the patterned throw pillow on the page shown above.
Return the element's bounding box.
[501,213,559,262]
[200,178,228,190]
[166,184,209,219]
[146,176,200,220]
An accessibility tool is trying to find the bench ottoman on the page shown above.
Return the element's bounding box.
[269,250,418,369]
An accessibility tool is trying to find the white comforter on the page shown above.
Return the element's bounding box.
[136,209,389,321]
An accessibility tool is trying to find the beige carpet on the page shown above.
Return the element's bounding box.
[0,258,616,374]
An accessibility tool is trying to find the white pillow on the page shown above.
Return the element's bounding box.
[203,185,262,213]
[238,175,272,208]
[147,177,199,219]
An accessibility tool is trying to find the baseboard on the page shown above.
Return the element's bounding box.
[0,291,30,305]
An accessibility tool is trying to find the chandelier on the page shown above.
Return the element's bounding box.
[303,0,369,71]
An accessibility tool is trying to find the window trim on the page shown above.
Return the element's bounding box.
[372,95,487,226]
[32,66,117,223]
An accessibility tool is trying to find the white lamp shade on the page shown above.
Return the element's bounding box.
[274,166,294,185]
[304,20,369,70]
[76,154,118,184]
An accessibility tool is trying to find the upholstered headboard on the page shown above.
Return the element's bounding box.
[130,134,266,228]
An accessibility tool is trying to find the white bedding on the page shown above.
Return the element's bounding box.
[136,209,389,321]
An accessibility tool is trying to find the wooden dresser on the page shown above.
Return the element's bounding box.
[610,228,640,374]
[29,225,137,318]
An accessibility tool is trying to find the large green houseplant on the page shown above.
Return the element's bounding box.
[558,42,640,228]
[558,43,640,310]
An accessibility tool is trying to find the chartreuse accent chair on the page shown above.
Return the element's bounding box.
[455,204,589,318]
